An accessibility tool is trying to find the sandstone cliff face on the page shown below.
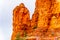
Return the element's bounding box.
[49,0,60,29]
[12,3,31,40]
[12,0,60,40]
[36,0,60,29]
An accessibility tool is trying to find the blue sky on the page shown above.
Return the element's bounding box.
[0,0,35,40]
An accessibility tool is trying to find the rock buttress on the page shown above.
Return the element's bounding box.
[11,3,31,40]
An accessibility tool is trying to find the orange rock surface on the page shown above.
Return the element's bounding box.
[11,0,60,40]
[11,3,31,40]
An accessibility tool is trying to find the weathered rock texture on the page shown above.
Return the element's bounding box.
[11,3,31,40]
[11,0,60,40]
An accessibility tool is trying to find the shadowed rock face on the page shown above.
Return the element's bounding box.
[12,0,60,40]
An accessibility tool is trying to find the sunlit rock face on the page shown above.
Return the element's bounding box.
[36,0,51,29]
[36,0,60,29]
[11,3,31,40]
[11,0,60,40]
